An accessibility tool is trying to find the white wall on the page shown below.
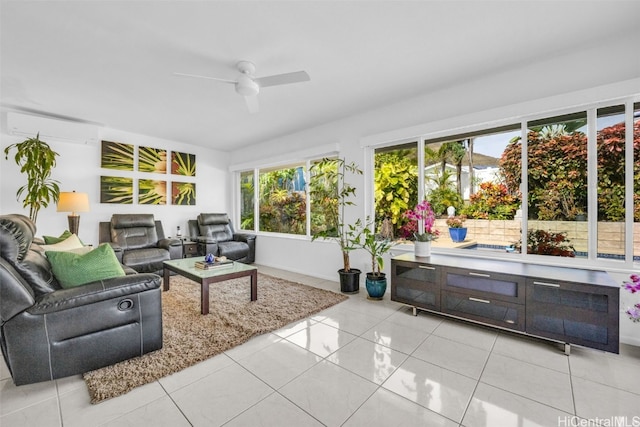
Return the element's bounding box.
[0,124,230,246]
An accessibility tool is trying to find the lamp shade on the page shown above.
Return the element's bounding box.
[57,191,90,214]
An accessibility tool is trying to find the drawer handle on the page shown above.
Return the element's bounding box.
[469,297,491,304]
[469,272,490,278]
[533,281,560,288]
[418,265,435,270]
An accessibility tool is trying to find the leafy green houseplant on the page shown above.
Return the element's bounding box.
[357,219,394,277]
[310,157,363,293]
[355,218,395,299]
[4,134,60,223]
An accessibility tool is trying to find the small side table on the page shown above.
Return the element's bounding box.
[181,239,198,258]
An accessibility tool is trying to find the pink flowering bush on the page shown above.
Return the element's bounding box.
[403,200,439,242]
[622,274,640,322]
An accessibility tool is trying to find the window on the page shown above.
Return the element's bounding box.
[258,164,306,235]
[370,100,638,268]
[374,142,418,239]
[597,106,626,261]
[634,102,640,263]
[239,170,255,230]
[237,157,336,237]
[309,157,338,237]
[526,112,587,258]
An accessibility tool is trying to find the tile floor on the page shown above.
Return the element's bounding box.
[1,265,639,427]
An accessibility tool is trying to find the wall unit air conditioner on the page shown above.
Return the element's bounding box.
[6,111,100,145]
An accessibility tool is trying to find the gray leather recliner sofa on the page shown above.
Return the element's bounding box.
[187,213,256,263]
[0,214,163,386]
[99,214,182,275]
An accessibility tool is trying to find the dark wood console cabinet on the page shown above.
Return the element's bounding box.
[391,253,620,354]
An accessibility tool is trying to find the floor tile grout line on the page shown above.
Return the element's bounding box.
[457,327,499,425]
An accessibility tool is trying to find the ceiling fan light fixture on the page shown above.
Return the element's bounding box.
[235,75,259,96]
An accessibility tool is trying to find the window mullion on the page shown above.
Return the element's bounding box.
[305,159,311,238]
[587,109,597,260]
[520,120,528,259]
[253,168,259,232]
[625,100,634,265]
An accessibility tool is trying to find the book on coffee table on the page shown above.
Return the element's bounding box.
[194,260,234,270]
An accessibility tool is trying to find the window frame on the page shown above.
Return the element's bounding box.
[366,97,640,271]
[230,144,339,239]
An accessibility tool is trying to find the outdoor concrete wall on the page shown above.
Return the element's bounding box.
[435,218,640,257]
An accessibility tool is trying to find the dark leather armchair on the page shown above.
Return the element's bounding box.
[187,213,256,263]
[0,214,162,386]
[99,214,182,275]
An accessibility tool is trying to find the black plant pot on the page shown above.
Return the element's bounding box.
[338,268,361,294]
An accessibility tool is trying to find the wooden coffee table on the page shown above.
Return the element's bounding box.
[163,258,258,315]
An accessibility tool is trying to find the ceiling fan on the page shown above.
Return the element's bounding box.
[174,61,310,113]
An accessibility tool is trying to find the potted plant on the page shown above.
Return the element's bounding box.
[356,218,395,300]
[403,200,439,257]
[310,157,363,293]
[4,133,60,224]
[446,215,467,242]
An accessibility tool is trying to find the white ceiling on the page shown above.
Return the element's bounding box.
[2,1,639,151]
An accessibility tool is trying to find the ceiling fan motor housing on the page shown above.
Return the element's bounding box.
[235,74,259,96]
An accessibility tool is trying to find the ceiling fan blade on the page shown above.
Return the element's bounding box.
[255,71,310,88]
[244,95,259,114]
[173,72,236,84]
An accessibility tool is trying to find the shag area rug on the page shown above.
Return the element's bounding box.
[84,273,347,404]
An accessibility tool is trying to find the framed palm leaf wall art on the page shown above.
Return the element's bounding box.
[101,141,134,170]
[138,179,167,205]
[172,182,196,205]
[99,141,196,205]
[171,151,196,176]
[138,146,167,173]
[100,176,133,204]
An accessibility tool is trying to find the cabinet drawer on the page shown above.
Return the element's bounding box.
[443,267,525,304]
[525,278,619,353]
[183,242,199,257]
[393,260,439,282]
[442,290,525,331]
[392,278,440,311]
[391,260,440,310]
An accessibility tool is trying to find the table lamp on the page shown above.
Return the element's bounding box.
[57,191,90,236]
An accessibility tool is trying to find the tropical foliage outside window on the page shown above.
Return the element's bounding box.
[258,165,306,234]
[372,103,639,264]
[240,171,255,230]
[374,144,418,239]
[239,158,336,236]
[309,158,339,237]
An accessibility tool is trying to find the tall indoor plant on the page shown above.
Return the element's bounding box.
[4,133,60,224]
[311,157,363,293]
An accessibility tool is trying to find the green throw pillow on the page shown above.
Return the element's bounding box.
[46,243,125,288]
[43,230,83,245]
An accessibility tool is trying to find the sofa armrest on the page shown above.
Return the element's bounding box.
[106,242,123,263]
[233,233,256,243]
[233,233,256,263]
[158,237,181,249]
[158,238,182,259]
[28,273,161,315]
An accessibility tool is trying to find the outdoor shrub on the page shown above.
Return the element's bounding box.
[460,182,519,220]
[513,229,576,257]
